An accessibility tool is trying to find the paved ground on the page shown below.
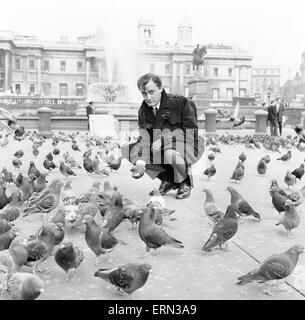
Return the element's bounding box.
[1,127,305,300]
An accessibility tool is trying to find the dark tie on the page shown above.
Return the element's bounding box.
[153,107,158,116]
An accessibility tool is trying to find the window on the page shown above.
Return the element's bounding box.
[15,84,21,94]
[59,83,68,96]
[90,58,97,72]
[60,61,66,72]
[226,88,233,100]
[29,59,35,70]
[212,88,219,99]
[76,83,84,96]
[42,83,51,96]
[149,63,155,73]
[0,72,4,90]
[239,88,246,97]
[29,84,35,94]
[213,67,218,77]
[77,61,83,72]
[42,60,49,72]
[165,64,170,74]
[15,58,21,71]
[185,64,191,75]
[228,68,232,77]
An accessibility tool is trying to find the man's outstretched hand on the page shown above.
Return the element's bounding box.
[130,160,146,179]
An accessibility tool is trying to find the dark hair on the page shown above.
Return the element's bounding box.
[137,73,162,90]
[295,125,303,134]
[262,102,266,107]
[88,101,94,105]
[7,120,16,127]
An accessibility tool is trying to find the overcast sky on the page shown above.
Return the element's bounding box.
[1,0,305,84]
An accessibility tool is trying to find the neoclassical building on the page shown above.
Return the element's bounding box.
[0,18,257,102]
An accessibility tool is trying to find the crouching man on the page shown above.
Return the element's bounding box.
[122,73,204,199]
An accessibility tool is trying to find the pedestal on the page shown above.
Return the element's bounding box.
[89,114,119,138]
[254,110,268,136]
[37,106,53,137]
[187,76,210,109]
[204,108,218,137]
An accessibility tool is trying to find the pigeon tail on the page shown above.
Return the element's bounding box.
[167,237,184,249]
[236,271,264,285]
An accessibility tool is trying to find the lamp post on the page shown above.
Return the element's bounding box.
[288,68,291,105]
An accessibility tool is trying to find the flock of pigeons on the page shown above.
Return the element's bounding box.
[0,128,304,299]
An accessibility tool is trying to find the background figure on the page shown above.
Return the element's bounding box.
[267,101,278,136]
[276,97,285,136]
[86,101,95,131]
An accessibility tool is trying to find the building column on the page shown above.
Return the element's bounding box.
[85,58,90,95]
[98,59,102,83]
[234,65,240,97]
[171,61,177,94]
[4,50,10,91]
[37,55,42,95]
[179,62,184,95]
[247,66,251,97]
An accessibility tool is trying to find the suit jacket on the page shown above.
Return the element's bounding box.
[129,90,204,166]
[267,105,277,122]
[86,105,94,118]
[277,103,285,122]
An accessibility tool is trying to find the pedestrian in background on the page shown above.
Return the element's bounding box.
[86,101,95,131]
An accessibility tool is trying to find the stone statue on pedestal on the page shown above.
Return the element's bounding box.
[192,44,207,75]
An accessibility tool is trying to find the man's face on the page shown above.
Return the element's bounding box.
[139,79,162,107]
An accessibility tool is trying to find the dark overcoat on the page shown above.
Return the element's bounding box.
[126,90,205,167]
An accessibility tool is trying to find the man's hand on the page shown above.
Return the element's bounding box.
[151,138,162,154]
[130,160,146,179]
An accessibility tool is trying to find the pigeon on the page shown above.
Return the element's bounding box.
[71,143,81,152]
[239,152,247,163]
[202,204,239,252]
[130,160,146,179]
[106,149,122,172]
[24,223,58,274]
[0,193,22,222]
[32,148,39,157]
[33,172,48,193]
[269,186,287,214]
[233,116,245,127]
[236,245,304,295]
[81,215,107,265]
[43,159,56,171]
[277,150,291,162]
[202,189,223,223]
[0,237,28,273]
[230,161,245,182]
[203,164,216,180]
[46,152,53,161]
[208,153,215,162]
[226,186,261,220]
[23,180,63,217]
[94,263,151,297]
[147,188,165,209]
[54,241,84,282]
[49,208,66,227]
[291,164,305,181]
[0,217,12,234]
[28,161,41,179]
[257,159,267,175]
[6,272,44,300]
[62,180,76,205]
[63,152,81,169]
[2,168,13,183]
[83,157,94,173]
[13,150,24,159]
[0,186,8,210]
[209,147,221,153]
[270,179,288,198]
[101,193,125,232]
[261,155,271,164]
[284,170,296,189]
[276,199,301,238]
[75,182,102,205]
[53,147,60,156]
[139,206,184,254]
[0,228,19,251]
[12,158,22,169]
[60,161,76,178]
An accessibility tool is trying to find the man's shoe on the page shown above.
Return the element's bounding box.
[176,182,191,199]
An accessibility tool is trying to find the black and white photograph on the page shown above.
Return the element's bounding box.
[0,0,305,303]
